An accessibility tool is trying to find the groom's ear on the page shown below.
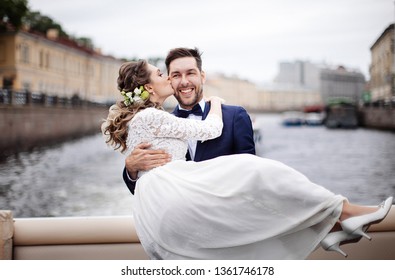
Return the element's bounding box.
[201,70,206,84]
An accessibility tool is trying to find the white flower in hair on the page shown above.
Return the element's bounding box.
[120,86,149,106]
[133,96,142,102]
[134,87,142,95]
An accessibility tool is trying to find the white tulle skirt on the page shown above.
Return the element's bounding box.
[132,154,345,259]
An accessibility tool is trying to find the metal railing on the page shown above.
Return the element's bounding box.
[0,89,108,108]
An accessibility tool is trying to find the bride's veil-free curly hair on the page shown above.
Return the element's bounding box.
[101,60,163,153]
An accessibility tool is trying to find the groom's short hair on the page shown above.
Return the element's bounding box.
[165,47,203,73]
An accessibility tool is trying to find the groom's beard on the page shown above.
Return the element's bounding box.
[174,87,203,109]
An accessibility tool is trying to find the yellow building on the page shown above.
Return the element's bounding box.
[370,23,394,102]
[0,28,123,103]
[204,73,321,112]
[204,74,260,109]
[259,86,321,112]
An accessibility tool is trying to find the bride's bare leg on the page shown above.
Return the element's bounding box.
[339,201,378,221]
[328,202,377,232]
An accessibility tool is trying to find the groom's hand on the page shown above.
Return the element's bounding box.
[125,142,171,179]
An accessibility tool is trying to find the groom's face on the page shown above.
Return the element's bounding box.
[168,57,206,110]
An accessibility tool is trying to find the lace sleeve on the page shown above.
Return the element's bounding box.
[137,108,223,141]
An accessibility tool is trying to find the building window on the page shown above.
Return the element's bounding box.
[20,43,30,64]
[45,52,50,68]
[0,41,5,62]
[39,50,44,67]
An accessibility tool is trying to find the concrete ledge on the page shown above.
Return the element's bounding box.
[2,207,395,260]
[13,243,149,260]
[13,216,139,246]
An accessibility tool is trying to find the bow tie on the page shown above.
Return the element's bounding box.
[176,104,203,118]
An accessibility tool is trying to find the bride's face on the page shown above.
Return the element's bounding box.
[147,64,175,99]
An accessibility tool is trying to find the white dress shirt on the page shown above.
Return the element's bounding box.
[177,100,206,160]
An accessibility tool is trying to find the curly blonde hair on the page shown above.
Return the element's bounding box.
[101,60,163,153]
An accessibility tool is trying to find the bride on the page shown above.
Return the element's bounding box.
[102,59,393,260]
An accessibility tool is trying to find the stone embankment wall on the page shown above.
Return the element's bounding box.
[1,105,393,158]
[360,107,395,131]
[0,106,108,157]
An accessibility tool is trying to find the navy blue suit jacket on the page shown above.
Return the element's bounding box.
[123,103,256,194]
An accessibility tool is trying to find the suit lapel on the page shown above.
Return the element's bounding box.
[195,102,211,161]
[201,102,210,120]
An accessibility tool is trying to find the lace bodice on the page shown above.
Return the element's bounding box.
[126,108,223,175]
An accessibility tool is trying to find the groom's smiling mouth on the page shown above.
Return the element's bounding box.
[179,88,194,97]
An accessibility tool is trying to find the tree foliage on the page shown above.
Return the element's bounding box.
[0,0,28,30]
[24,11,69,38]
[74,37,94,49]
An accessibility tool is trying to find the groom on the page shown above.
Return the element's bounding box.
[123,47,256,194]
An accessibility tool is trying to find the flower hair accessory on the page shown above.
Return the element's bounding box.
[121,86,149,106]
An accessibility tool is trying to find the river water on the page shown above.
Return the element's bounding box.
[1,113,394,218]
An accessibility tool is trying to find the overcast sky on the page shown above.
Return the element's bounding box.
[28,0,394,85]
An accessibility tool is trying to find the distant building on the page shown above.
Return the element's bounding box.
[320,66,366,104]
[205,73,260,110]
[258,85,321,112]
[203,72,322,112]
[273,59,366,106]
[205,59,366,112]
[0,27,123,103]
[274,60,323,90]
[369,23,394,103]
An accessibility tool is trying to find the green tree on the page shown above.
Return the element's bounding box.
[24,11,68,38]
[74,36,94,49]
[0,0,28,30]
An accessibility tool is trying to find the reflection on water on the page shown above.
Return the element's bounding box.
[0,135,132,218]
[1,114,394,218]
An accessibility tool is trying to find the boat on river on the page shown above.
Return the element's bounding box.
[324,98,359,129]
[1,207,394,260]
[303,105,325,126]
[281,111,305,126]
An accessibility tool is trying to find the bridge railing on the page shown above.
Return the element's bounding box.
[0,89,108,108]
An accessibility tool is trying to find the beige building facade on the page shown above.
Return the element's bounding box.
[204,74,260,110]
[204,74,321,112]
[0,29,123,103]
[259,86,321,112]
[369,23,394,102]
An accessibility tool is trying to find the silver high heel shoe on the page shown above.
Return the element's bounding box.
[320,231,361,257]
[341,196,393,240]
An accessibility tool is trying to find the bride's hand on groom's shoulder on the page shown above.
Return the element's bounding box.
[205,96,225,104]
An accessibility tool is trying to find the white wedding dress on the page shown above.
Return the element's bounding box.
[126,108,345,259]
